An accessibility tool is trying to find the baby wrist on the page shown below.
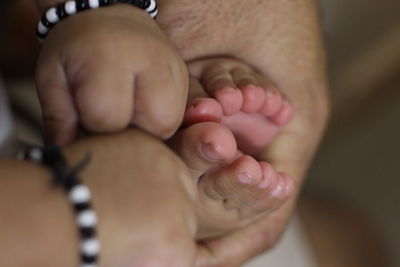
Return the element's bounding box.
[36,0,158,42]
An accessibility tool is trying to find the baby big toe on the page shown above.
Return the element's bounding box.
[184,97,223,125]
[168,122,237,179]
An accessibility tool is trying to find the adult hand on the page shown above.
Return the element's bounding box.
[157,0,330,265]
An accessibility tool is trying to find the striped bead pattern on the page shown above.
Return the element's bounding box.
[37,0,157,42]
[22,146,100,267]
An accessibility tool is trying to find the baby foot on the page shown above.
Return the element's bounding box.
[184,57,294,155]
[168,122,294,239]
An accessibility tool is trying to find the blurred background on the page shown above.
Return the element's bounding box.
[0,0,399,266]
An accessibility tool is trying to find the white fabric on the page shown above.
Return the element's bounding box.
[244,216,317,267]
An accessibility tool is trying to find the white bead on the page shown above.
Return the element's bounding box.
[77,210,97,227]
[65,1,77,15]
[37,21,49,35]
[46,8,59,23]
[29,148,43,162]
[81,264,97,267]
[88,0,100,9]
[81,238,100,256]
[69,185,91,203]
[150,8,158,18]
[146,0,156,12]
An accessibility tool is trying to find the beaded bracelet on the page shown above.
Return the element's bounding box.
[37,0,158,42]
[22,146,100,267]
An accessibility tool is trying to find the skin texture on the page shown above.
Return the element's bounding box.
[35,4,188,145]
[157,0,330,265]
[30,0,329,265]
[0,130,197,267]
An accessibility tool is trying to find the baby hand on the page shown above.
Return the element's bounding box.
[36,4,188,145]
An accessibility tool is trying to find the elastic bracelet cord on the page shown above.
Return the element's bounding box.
[22,146,100,267]
[37,0,158,42]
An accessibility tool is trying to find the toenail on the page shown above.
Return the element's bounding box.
[238,172,255,184]
[271,184,283,197]
[284,181,294,196]
[189,98,205,108]
[258,178,269,189]
[265,89,276,99]
[200,143,222,161]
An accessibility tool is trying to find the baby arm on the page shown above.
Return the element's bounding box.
[0,129,197,266]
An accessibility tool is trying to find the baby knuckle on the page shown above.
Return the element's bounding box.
[146,110,182,139]
[80,107,128,133]
[43,110,75,127]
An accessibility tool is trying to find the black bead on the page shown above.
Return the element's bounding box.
[73,202,91,212]
[36,29,47,41]
[56,2,68,19]
[99,0,110,6]
[81,254,98,264]
[76,0,90,11]
[120,0,150,9]
[80,227,96,239]
[41,15,53,28]
[64,176,80,190]
[140,0,151,9]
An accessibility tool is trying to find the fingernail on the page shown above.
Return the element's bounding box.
[200,142,222,161]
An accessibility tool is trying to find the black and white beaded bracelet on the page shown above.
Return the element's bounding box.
[22,146,100,267]
[37,0,158,42]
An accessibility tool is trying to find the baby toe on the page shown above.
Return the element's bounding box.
[260,87,283,117]
[269,100,294,126]
[230,67,265,113]
[201,65,243,115]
